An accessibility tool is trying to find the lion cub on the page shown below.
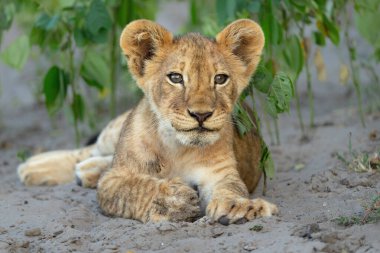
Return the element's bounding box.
[18,19,278,225]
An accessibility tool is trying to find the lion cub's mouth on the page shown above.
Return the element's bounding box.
[179,126,216,133]
[174,125,221,146]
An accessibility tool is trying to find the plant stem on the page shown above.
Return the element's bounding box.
[351,64,365,126]
[262,168,267,196]
[304,49,314,128]
[294,80,305,134]
[264,111,274,145]
[362,63,380,88]
[267,43,281,144]
[300,25,314,128]
[344,5,365,127]
[109,17,118,118]
[249,85,261,133]
[249,85,268,196]
[259,95,274,144]
[68,33,80,146]
[273,117,280,145]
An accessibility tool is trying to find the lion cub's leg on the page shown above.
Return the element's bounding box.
[202,166,278,225]
[17,111,129,187]
[97,169,200,222]
[75,156,113,188]
[18,147,93,186]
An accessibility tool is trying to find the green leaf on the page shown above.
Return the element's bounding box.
[80,51,109,90]
[36,0,61,15]
[374,48,380,62]
[233,102,256,136]
[216,0,237,25]
[30,27,46,46]
[71,94,85,121]
[267,72,294,114]
[282,35,304,79]
[85,0,112,43]
[263,97,278,118]
[260,0,283,45]
[288,0,307,12]
[43,66,69,114]
[0,3,16,31]
[116,0,132,27]
[31,13,64,50]
[35,13,60,31]
[322,14,340,45]
[74,28,88,47]
[314,0,327,11]
[252,64,274,93]
[313,31,326,46]
[354,0,380,49]
[59,0,75,8]
[0,35,30,70]
[260,141,275,179]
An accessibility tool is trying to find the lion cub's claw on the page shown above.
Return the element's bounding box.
[207,197,278,225]
[150,179,201,222]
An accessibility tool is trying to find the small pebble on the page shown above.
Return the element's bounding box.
[0,227,7,235]
[21,241,30,248]
[24,228,41,237]
[156,223,177,232]
[211,227,224,238]
[53,230,63,237]
[242,242,257,251]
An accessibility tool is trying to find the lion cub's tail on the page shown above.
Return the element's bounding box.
[17,145,94,186]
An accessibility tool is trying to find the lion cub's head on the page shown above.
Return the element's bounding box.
[120,19,264,146]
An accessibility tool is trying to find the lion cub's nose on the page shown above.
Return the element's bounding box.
[188,110,213,126]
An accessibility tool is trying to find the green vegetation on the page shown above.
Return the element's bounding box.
[335,132,380,173]
[16,149,30,162]
[249,224,264,232]
[0,0,157,144]
[334,195,380,226]
[334,215,361,227]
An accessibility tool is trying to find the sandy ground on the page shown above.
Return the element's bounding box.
[2,93,380,253]
[1,3,380,253]
[1,101,380,253]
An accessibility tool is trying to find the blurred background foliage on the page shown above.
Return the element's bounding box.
[0,0,379,153]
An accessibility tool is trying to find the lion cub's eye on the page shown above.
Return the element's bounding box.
[167,73,184,84]
[214,74,229,85]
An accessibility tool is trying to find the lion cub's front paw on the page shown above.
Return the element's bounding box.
[149,179,201,222]
[206,197,278,225]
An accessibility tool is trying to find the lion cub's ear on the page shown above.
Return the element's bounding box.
[216,19,265,76]
[120,19,173,79]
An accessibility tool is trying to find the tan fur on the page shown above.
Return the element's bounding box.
[17,19,278,225]
[18,112,127,187]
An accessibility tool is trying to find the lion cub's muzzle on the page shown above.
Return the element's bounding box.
[187,109,213,127]
[187,109,218,133]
